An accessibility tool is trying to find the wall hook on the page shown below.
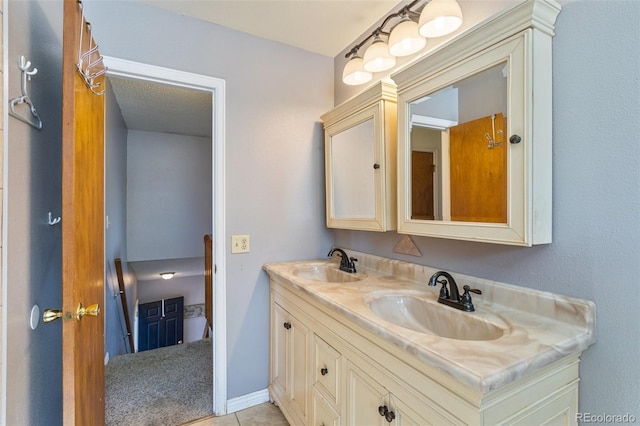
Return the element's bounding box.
[8,55,43,130]
[48,212,61,226]
[486,114,503,149]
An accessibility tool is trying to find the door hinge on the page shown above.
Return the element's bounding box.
[214,264,217,274]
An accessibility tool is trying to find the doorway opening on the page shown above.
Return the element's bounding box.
[102,56,227,415]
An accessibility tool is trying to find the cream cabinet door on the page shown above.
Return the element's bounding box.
[271,303,288,400]
[321,80,397,232]
[389,393,456,426]
[312,389,341,426]
[344,361,389,426]
[272,303,310,424]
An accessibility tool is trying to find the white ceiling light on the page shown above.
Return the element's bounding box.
[418,0,463,38]
[160,272,176,280]
[363,33,396,72]
[342,54,373,86]
[389,12,426,57]
[342,0,464,86]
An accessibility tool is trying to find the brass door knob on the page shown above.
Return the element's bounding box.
[76,303,100,320]
[43,309,64,323]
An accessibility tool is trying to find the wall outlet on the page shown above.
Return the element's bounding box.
[231,235,250,253]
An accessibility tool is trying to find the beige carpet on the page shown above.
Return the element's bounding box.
[105,338,213,426]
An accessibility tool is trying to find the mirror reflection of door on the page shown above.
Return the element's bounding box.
[411,151,435,220]
[450,113,507,223]
[408,61,508,224]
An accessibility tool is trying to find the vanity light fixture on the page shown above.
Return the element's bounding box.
[363,33,396,72]
[342,0,463,85]
[160,272,176,280]
[389,11,426,57]
[418,0,463,38]
[342,51,373,86]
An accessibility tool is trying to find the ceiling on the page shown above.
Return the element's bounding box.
[128,257,205,281]
[108,75,213,137]
[140,0,403,57]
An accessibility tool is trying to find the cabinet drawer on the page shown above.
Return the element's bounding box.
[313,334,341,407]
[312,389,341,426]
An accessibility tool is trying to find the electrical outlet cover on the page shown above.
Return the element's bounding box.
[231,234,250,253]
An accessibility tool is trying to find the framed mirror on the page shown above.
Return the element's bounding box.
[393,0,559,246]
[409,61,508,224]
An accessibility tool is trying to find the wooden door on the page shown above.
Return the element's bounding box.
[61,0,106,424]
[449,113,507,223]
[411,151,435,220]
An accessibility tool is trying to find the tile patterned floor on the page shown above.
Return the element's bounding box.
[183,402,288,426]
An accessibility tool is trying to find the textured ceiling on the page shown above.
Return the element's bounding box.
[108,76,212,138]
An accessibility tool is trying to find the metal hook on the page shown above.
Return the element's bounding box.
[48,212,61,226]
[486,114,503,149]
[9,55,43,130]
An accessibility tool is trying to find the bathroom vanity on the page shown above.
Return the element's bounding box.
[264,251,595,425]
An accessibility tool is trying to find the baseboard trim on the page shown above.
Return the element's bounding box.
[226,388,270,414]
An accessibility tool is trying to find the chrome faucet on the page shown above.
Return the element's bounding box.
[428,271,482,312]
[327,248,358,273]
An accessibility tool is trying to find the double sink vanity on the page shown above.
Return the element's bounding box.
[264,251,595,425]
[265,0,597,424]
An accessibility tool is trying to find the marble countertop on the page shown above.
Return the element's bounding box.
[263,250,596,393]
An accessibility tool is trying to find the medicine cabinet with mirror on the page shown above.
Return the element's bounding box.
[393,0,560,246]
[321,81,397,232]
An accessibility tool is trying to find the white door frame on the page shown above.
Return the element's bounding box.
[102,56,228,415]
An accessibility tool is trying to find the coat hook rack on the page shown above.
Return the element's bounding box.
[48,212,61,226]
[76,1,106,95]
[485,114,503,149]
[8,55,43,130]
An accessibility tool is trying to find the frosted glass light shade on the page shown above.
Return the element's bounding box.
[363,37,396,72]
[342,56,373,86]
[419,0,463,38]
[389,17,427,57]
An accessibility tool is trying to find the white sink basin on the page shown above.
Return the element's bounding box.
[292,264,366,283]
[368,294,504,341]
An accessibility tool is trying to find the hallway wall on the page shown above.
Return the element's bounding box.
[0,0,4,417]
[3,1,64,423]
[105,80,137,358]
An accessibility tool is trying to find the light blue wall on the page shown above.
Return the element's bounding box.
[334,0,640,417]
[83,1,334,399]
[5,1,64,424]
[104,80,137,358]
[126,130,212,262]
